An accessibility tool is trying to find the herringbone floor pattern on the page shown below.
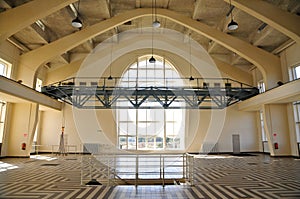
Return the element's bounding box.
[0,154,299,198]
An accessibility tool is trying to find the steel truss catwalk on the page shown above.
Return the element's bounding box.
[41,77,259,109]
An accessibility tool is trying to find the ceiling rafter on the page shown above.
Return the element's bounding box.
[0,0,77,42]
[1,0,71,66]
[224,0,300,44]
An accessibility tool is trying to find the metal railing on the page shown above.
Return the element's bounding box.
[42,77,259,109]
[81,153,194,186]
[46,76,255,90]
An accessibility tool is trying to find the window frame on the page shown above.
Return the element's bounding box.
[116,55,186,151]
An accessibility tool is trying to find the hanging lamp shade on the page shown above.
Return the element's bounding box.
[227,19,238,30]
[72,17,82,28]
[108,75,113,80]
[153,20,160,28]
[149,56,156,63]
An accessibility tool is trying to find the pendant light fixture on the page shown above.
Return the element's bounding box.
[152,0,160,28]
[149,0,156,63]
[227,0,238,31]
[71,0,82,28]
[108,36,113,80]
[188,34,194,81]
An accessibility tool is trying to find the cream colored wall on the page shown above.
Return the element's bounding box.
[39,102,258,153]
[280,43,300,82]
[39,104,82,152]
[263,104,291,156]
[279,43,300,156]
[0,40,20,79]
[187,105,258,153]
[7,103,38,156]
[0,41,41,157]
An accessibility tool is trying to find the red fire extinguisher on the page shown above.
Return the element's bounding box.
[274,142,279,150]
[21,142,26,150]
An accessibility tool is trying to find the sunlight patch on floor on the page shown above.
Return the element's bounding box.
[30,155,57,161]
[0,161,18,172]
[193,155,242,159]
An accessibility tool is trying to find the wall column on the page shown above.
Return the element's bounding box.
[7,103,38,157]
[263,104,291,156]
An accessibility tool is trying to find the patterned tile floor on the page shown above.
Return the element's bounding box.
[0,153,299,199]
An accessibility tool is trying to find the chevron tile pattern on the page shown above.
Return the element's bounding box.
[0,154,299,198]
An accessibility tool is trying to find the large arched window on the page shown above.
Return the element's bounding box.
[117,55,185,150]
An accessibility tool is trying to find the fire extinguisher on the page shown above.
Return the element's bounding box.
[21,142,26,150]
[274,142,279,150]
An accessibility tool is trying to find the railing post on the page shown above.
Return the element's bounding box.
[162,155,165,187]
[135,155,138,187]
[89,156,92,182]
[107,155,110,186]
[160,154,162,180]
[80,156,83,185]
[182,153,185,179]
[189,155,194,186]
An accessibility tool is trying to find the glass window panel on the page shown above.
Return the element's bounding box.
[128,137,136,149]
[156,137,163,149]
[119,122,127,133]
[155,69,164,79]
[138,69,147,78]
[138,109,147,121]
[154,61,164,69]
[166,110,174,121]
[165,70,173,79]
[119,137,127,149]
[147,137,155,148]
[137,124,147,135]
[127,109,136,122]
[138,136,146,149]
[147,70,155,79]
[295,66,300,79]
[166,137,174,148]
[0,63,5,76]
[129,69,137,79]
[166,123,174,135]
[119,110,128,121]
[127,122,136,135]
[147,122,156,135]
[139,60,147,68]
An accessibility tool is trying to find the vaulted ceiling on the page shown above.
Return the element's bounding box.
[1,0,299,73]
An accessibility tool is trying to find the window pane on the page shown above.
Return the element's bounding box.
[128,137,136,149]
[0,63,5,76]
[295,66,300,79]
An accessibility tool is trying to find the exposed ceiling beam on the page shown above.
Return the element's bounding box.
[192,0,204,20]
[19,8,281,89]
[7,37,30,52]
[224,0,300,44]
[272,39,295,55]
[212,57,252,84]
[135,0,141,8]
[0,0,77,43]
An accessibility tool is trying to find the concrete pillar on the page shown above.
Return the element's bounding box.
[7,103,39,157]
[263,104,291,156]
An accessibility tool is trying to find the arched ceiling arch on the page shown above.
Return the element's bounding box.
[19,8,281,88]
